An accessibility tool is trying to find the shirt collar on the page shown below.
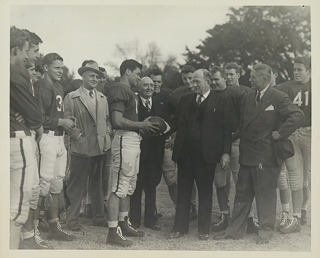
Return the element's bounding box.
[140,96,152,107]
[258,84,270,98]
[198,90,210,99]
[82,86,95,98]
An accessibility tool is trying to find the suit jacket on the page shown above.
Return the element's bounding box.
[172,90,232,164]
[138,95,170,166]
[64,86,111,157]
[239,86,304,167]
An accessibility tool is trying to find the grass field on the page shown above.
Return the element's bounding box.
[42,177,311,252]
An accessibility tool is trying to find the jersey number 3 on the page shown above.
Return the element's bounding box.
[293,91,309,107]
[56,95,63,111]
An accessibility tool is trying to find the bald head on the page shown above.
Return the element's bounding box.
[138,76,154,99]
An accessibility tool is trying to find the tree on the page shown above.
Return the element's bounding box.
[106,39,162,76]
[106,40,181,89]
[184,6,311,83]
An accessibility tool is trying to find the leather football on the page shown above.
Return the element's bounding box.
[148,116,167,133]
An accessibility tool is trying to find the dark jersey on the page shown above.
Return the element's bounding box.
[276,80,311,127]
[173,86,194,104]
[239,85,252,94]
[108,82,139,128]
[10,64,42,135]
[153,88,178,124]
[34,78,64,133]
[216,86,247,133]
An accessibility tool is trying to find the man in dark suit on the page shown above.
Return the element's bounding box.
[130,77,170,231]
[213,64,304,244]
[169,69,232,241]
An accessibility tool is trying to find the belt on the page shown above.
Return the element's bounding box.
[43,130,64,136]
[114,129,140,135]
[10,130,31,138]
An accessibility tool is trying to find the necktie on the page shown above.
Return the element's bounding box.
[145,99,151,112]
[196,94,203,106]
[89,91,94,98]
[256,91,261,103]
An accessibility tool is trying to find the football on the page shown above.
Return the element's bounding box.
[148,116,167,134]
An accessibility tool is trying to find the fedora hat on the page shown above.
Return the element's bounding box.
[271,138,295,166]
[78,61,104,77]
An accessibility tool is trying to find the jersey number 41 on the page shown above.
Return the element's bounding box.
[293,90,309,107]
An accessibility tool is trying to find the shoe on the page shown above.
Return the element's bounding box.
[301,210,307,226]
[92,215,108,227]
[246,217,259,234]
[119,217,145,237]
[256,237,270,244]
[277,211,289,230]
[38,216,49,232]
[19,235,53,249]
[106,226,133,247]
[190,204,198,221]
[67,222,83,231]
[59,210,67,224]
[212,213,230,232]
[212,231,235,240]
[199,234,209,241]
[145,223,161,231]
[169,231,186,239]
[47,220,77,241]
[279,216,301,234]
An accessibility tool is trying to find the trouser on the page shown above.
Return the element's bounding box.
[111,130,142,198]
[29,131,40,210]
[38,133,67,196]
[103,149,113,203]
[277,163,289,190]
[162,148,177,186]
[173,140,215,235]
[10,134,34,224]
[130,158,162,228]
[66,154,106,226]
[285,127,311,191]
[226,165,280,240]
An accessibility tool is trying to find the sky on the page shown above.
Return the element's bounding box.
[10,4,233,78]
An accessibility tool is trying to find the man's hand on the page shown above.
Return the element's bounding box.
[58,118,76,131]
[65,116,77,124]
[272,131,282,141]
[15,112,25,123]
[165,136,175,150]
[35,126,44,142]
[220,153,230,169]
[139,128,150,137]
[142,117,159,134]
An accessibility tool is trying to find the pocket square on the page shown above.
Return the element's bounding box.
[265,105,274,111]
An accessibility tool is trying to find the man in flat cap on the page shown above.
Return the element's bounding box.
[64,61,112,231]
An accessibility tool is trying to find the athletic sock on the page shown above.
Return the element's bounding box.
[21,228,35,239]
[282,203,290,213]
[119,212,128,222]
